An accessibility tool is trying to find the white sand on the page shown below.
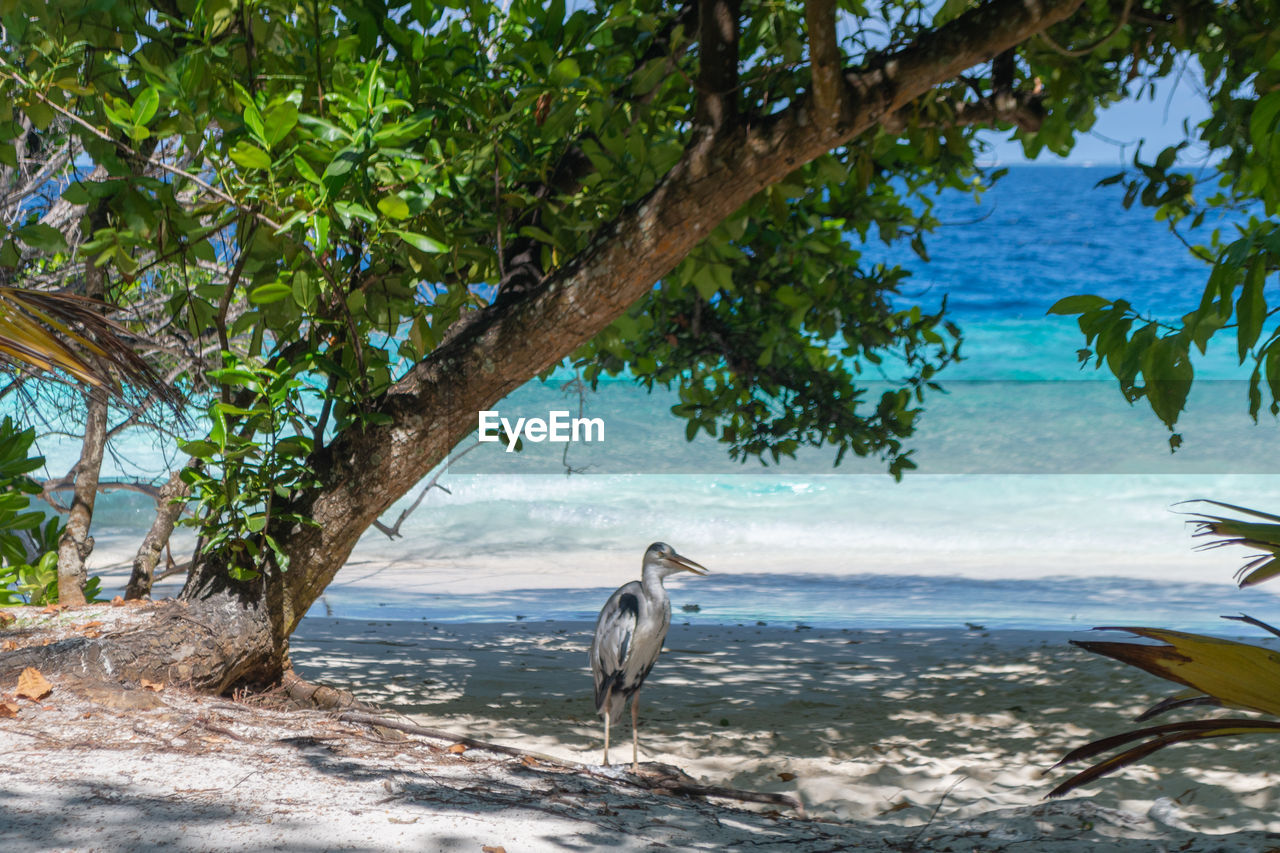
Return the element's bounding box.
[290,618,1280,835]
[3,605,1280,850]
[16,536,1280,849]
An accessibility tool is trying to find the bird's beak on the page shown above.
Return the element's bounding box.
[667,552,709,576]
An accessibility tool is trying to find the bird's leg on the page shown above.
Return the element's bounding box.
[631,691,640,774]
[602,708,610,766]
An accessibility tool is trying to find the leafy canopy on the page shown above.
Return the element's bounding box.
[0,0,1269,575]
[1048,7,1280,445]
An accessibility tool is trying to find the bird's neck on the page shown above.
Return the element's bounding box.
[640,568,670,603]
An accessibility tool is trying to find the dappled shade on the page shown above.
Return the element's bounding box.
[1050,501,1280,797]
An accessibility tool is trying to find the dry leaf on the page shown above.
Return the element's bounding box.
[1,640,16,652]
[0,700,18,717]
[777,772,796,782]
[880,800,912,815]
[447,743,467,754]
[520,755,540,768]
[111,596,125,607]
[482,847,507,853]
[40,604,66,614]
[140,679,164,692]
[0,611,15,626]
[78,621,103,631]
[16,667,52,701]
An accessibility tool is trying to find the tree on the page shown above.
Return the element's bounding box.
[0,0,1252,690]
[1048,7,1280,444]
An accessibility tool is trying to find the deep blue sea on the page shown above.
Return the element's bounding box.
[24,166,1280,633]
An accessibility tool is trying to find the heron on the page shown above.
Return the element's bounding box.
[589,542,709,771]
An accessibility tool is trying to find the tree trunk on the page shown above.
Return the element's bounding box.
[55,198,113,606]
[0,562,284,691]
[124,468,191,600]
[56,383,109,605]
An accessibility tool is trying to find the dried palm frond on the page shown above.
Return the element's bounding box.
[1051,501,1280,798]
[1048,715,1280,798]
[0,287,179,407]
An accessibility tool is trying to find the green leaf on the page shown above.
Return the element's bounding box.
[376,194,411,220]
[1141,337,1193,431]
[15,224,67,253]
[393,230,447,253]
[333,201,377,225]
[229,141,272,170]
[1251,91,1280,151]
[249,282,293,304]
[551,58,581,85]
[131,86,160,126]
[242,101,267,143]
[179,439,218,458]
[292,270,317,310]
[1237,258,1267,363]
[293,154,321,184]
[1048,295,1110,316]
[263,102,299,147]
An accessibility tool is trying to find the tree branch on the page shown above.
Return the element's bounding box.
[695,0,741,130]
[805,0,846,133]
[280,0,1088,624]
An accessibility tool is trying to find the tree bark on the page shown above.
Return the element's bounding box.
[124,467,191,600]
[54,195,113,606]
[0,591,281,691]
[56,383,108,605]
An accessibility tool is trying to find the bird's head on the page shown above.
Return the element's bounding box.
[643,542,709,579]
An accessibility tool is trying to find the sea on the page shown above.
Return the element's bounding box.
[22,166,1280,635]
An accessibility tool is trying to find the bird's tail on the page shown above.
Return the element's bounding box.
[595,675,626,720]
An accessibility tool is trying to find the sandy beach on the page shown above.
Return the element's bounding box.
[3,607,1280,851]
[0,536,1275,849]
[290,618,1280,833]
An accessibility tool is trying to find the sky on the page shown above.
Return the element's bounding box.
[982,64,1212,167]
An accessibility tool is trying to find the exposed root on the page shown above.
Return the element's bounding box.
[336,710,805,814]
[275,669,376,712]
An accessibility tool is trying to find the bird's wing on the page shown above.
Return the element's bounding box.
[590,581,642,712]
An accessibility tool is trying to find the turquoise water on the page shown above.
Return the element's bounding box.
[27,166,1280,631]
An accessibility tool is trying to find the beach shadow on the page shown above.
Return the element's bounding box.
[290,618,1280,831]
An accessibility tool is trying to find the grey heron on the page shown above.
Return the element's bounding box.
[589,542,709,771]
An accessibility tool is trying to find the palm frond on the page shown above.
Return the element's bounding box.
[1133,692,1220,723]
[1048,718,1280,798]
[1074,626,1280,716]
[0,287,179,407]
[1180,500,1280,587]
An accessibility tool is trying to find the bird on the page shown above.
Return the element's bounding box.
[589,542,709,772]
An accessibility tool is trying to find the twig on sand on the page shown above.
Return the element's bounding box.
[909,776,968,848]
[336,710,805,814]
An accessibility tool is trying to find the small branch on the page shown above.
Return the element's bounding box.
[881,90,1048,135]
[370,441,483,539]
[559,372,592,476]
[1037,0,1134,57]
[0,60,285,235]
[805,0,847,133]
[41,476,165,507]
[335,710,805,813]
[695,0,742,130]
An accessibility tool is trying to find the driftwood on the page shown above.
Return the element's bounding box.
[335,710,805,815]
